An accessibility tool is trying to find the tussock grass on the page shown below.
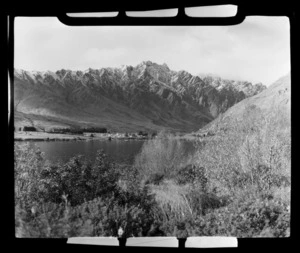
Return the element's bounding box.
[151,180,192,219]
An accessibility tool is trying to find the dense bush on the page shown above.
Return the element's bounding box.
[15,194,157,238]
[188,192,290,237]
[19,149,120,206]
[15,143,158,237]
[15,143,46,211]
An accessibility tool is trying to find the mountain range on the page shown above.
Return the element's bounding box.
[14,61,267,133]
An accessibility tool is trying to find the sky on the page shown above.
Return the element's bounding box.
[14,15,290,86]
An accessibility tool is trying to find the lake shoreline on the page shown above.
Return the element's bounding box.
[14,131,150,142]
[14,131,207,143]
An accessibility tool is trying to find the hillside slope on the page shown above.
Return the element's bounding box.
[199,72,291,133]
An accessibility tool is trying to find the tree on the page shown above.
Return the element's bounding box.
[91,150,119,198]
[134,131,185,183]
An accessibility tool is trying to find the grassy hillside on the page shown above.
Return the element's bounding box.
[198,73,290,134]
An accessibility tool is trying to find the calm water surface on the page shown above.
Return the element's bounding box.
[32,139,145,165]
[22,139,198,165]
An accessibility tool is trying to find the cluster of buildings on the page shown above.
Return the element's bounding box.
[85,132,151,140]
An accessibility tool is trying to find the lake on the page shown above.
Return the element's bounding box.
[20,138,198,165]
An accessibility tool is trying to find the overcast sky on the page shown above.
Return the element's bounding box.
[14,16,290,86]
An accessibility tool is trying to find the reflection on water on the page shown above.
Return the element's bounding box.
[30,139,145,165]
[24,139,198,165]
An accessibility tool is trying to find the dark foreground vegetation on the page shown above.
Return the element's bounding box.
[15,106,290,238]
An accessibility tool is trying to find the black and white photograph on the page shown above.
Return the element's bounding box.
[13,13,291,241]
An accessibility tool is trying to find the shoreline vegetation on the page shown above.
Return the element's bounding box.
[14,131,153,142]
[14,130,207,142]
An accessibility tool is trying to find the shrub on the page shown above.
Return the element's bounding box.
[134,130,186,183]
[237,109,291,192]
[14,143,46,211]
[15,185,158,238]
[26,149,120,207]
[90,150,120,199]
[176,165,208,192]
[176,164,198,185]
[187,191,290,237]
[15,143,158,238]
[15,144,121,207]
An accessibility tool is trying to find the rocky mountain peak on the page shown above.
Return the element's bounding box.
[142,60,153,66]
[200,74,267,96]
[162,63,170,71]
